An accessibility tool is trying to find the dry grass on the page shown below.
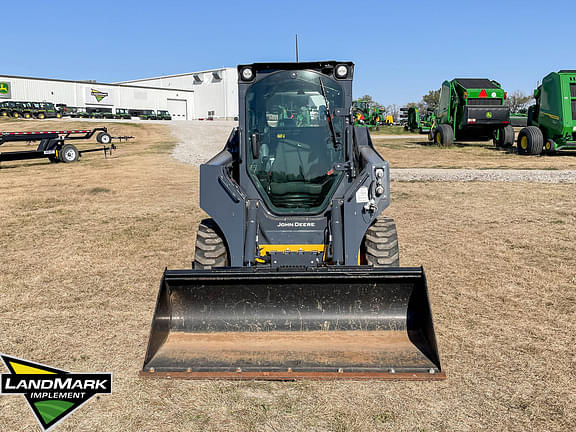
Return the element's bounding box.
[1,120,575,431]
[373,134,576,169]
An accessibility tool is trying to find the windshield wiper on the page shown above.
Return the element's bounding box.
[319,78,339,149]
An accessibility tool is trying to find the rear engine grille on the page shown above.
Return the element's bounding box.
[467,98,502,106]
[570,83,576,98]
[572,100,576,121]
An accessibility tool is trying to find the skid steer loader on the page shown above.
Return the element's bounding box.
[141,62,444,380]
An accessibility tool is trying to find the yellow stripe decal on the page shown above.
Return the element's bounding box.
[259,244,324,256]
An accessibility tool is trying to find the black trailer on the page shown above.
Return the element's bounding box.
[0,128,128,164]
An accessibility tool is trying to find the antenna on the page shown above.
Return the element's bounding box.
[295,34,299,62]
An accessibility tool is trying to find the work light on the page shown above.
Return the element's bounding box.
[241,67,254,81]
[335,65,348,79]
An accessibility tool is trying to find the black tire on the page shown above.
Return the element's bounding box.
[433,124,454,146]
[96,132,112,144]
[362,217,400,267]
[193,219,229,269]
[517,126,544,155]
[59,144,79,163]
[543,139,556,155]
[494,125,514,147]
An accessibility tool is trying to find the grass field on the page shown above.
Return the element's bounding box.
[372,135,576,170]
[0,120,575,431]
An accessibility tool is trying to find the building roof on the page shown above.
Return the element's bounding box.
[116,67,235,84]
[0,74,194,93]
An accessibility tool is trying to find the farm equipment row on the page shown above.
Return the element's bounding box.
[69,108,172,120]
[0,127,132,165]
[0,101,61,119]
[407,71,576,155]
[1,101,173,121]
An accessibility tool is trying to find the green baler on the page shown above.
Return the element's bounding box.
[431,78,513,146]
[517,70,576,155]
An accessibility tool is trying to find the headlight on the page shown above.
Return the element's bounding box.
[241,67,254,81]
[335,65,348,79]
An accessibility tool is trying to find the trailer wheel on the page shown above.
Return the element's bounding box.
[517,126,544,155]
[362,217,400,267]
[433,125,454,146]
[494,125,514,147]
[96,132,112,144]
[193,219,229,269]
[59,144,79,163]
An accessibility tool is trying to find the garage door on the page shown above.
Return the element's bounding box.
[167,99,187,120]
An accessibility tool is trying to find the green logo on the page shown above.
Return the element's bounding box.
[486,111,493,119]
[0,82,9,94]
[0,354,112,431]
[90,88,108,102]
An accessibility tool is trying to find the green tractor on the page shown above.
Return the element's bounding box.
[0,101,14,118]
[402,107,434,134]
[157,110,172,120]
[431,78,513,147]
[17,102,35,119]
[32,102,61,119]
[139,110,158,120]
[353,100,384,128]
[114,108,132,120]
[517,70,576,155]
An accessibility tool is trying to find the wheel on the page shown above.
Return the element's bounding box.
[193,219,229,269]
[494,125,514,147]
[12,112,19,118]
[433,124,454,146]
[37,113,45,119]
[96,132,112,144]
[517,126,544,155]
[543,139,556,155]
[56,113,62,119]
[24,113,31,119]
[59,144,79,163]
[362,217,400,267]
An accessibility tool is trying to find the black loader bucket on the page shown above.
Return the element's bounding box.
[141,267,444,380]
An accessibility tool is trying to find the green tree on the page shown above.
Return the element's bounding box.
[358,94,373,102]
[422,89,440,111]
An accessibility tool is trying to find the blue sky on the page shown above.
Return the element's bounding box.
[4,0,575,106]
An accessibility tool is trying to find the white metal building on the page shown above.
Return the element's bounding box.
[0,67,238,120]
[118,68,238,120]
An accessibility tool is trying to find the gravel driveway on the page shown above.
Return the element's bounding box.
[170,121,576,183]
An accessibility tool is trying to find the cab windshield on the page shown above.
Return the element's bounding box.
[246,70,345,214]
